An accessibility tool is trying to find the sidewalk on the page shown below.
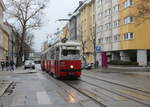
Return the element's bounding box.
[0,67,36,97]
[0,67,36,75]
[0,80,13,97]
[90,65,150,73]
[0,68,14,97]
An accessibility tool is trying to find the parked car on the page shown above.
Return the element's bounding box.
[24,60,35,69]
[82,63,92,70]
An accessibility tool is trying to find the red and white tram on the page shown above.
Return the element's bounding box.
[41,41,81,78]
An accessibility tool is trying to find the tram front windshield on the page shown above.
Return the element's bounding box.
[61,49,80,60]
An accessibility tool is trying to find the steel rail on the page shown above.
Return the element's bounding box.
[77,77,150,107]
[63,81,107,107]
[83,74,150,94]
[44,72,107,107]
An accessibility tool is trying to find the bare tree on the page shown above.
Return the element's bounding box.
[25,33,34,46]
[91,27,96,68]
[135,0,150,22]
[5,0,49,66]
[80,29,87,64]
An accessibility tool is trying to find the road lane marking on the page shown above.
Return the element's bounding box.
[115,89,150,100]
[36,91,52,104]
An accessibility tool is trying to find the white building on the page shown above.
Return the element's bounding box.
[96,0,120,66]
[96,0,150,66]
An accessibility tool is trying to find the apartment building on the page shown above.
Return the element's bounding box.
[96,0,150,66]
[80,0,96,64]
[0,0,5,60]
[69,1,83,42]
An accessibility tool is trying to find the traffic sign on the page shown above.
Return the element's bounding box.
[96,46,101,53]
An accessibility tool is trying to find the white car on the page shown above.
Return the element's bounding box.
[24,60,35,69]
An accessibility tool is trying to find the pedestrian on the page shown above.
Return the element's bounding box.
[5,60,10,71]
[1,60,5,71]
[10,60,15,71]
[96,60,99,68]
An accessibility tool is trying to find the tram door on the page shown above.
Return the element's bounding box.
[55,47,60,75]
[101,52,108,68]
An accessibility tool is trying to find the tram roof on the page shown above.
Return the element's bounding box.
[42,41,80,54]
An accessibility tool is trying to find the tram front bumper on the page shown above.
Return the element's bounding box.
[59,69,81,77]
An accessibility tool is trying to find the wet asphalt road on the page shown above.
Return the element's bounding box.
[0,65,100,107]
[1,65,150,107]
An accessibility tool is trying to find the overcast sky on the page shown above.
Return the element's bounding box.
[33,0,81,52]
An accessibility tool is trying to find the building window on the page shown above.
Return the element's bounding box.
[105,36,112,43]
[104,8,111,16]
[124,0,133,8]
[105,22,111,30]
[113,5,119,13]
[97,0,102,4]
[108,23,111,29]
[98,38,103,44]
[108,8,111,15]
[98,12,103,19]
[100,25,103,31]
[113,20,120,28]
[124,16,134,24]
[124,32,134,40]
[100,12,103,17]
[114,34,120,42]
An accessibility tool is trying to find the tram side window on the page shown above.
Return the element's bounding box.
[56,47,59,60]
[48,51,51,60]
[46,53,48,60]
[62,50,68,56]
[51,49,55,59]
[41,56,42,60]
[43,55,45,60]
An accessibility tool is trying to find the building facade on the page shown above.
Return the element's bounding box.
[80,0,96,64]
[69,1,83,41]
[69,16,77,40]
[1,25,9,60]
[0,0,5,61]
[0,0,5,25]
[96,0,150,66]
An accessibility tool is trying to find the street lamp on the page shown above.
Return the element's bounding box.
[56,19,70,22]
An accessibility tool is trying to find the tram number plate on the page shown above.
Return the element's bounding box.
[69,72,74,75]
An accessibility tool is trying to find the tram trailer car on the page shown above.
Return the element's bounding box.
[41,41,81,78]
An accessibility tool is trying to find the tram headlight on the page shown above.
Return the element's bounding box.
[70,65,74,69]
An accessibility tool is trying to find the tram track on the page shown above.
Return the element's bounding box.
[65,79,150,107]
[83,73,150,94]
[63,81,107,107]
[43,72,106,107]
[41,69,150,107]
[76,75,150,107]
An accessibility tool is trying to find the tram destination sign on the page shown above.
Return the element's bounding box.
[62,46,80,50]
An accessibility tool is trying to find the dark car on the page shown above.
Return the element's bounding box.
[82,63,92,69]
